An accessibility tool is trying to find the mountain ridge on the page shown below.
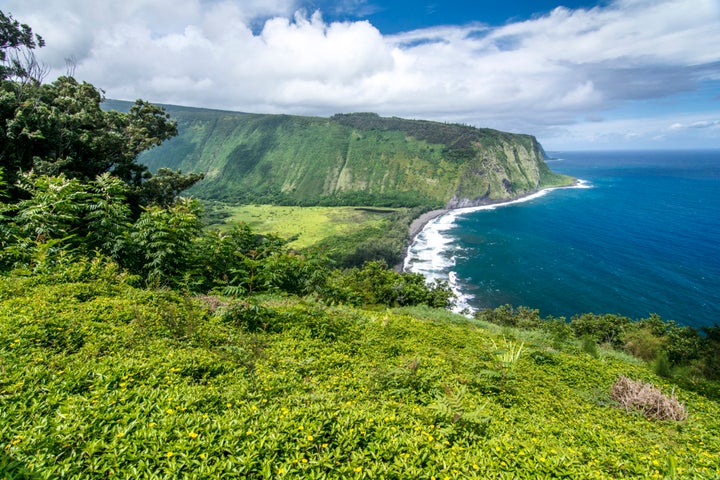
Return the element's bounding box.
[104,100,573,207]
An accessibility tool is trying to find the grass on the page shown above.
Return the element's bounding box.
[2,273,720,478]
[213,205,399,249]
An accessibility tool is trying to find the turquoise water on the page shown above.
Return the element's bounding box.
[405,150,720,329]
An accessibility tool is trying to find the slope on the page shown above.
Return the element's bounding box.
[103,101,573,207]
[2,272,719,478]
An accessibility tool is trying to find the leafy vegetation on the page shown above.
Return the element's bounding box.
[475,306,720,395]
[207,204,428,268]
[0,13,200,210]
[2,266,720,479]
[130,104,573,208]
[2,11,720,479]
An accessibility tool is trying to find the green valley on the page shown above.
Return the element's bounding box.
[3,12,719,479]
[107,100,574,208]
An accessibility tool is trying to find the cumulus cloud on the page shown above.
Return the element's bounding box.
[3,0,720,148]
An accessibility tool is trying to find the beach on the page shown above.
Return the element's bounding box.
[407,209,449,242]
[405,182,585,255]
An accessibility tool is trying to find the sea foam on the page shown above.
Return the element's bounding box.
[405,182,589,315]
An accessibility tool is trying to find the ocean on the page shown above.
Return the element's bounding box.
[404,150,720,329]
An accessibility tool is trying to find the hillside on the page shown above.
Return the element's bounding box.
[2,269,719,479]
[103,101,573,207]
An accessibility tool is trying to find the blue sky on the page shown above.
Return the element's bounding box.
[310,0,605,32]
[5,0,720,150]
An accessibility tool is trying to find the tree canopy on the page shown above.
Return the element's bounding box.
[0,10,44,81]
[0,9,199,207]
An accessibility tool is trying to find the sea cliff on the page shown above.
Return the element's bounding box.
[119,103,573,207]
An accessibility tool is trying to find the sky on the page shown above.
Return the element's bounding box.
[3,0,720,150]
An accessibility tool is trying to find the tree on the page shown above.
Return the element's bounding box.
[1,76,179,200]
[1,9,45,81]
[1,10,190,208]
[136,167,204,207]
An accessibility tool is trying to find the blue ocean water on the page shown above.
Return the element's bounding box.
[405,150,720,329]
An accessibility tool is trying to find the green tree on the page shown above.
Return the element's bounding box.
[1,76,179,199]
[1,10,192,207]
[136,167,204,207]
[0,9,45,81]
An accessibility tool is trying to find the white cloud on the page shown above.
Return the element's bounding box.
[540,112,720,150]
[3,0,720,148]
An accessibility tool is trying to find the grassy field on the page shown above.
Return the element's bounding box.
[211,205,400,249]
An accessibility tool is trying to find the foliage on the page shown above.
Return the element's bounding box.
[134,102,573,208]
[1,272,719,479]
[473,304,720,390]
[569,313,631,347]
[474,304,542,329]
[125,198,204,288]
[0,172,131,268]
[0,76,179,202]
[581,334,600,358]
[0,12,199,210]
[214,204,417,268]
[324,260,455,309]
[137,167,204,207]
[0,9,45,81]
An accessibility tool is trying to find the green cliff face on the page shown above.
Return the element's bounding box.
[130,104,572,207]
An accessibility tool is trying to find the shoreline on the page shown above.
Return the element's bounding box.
[401,180,584,272]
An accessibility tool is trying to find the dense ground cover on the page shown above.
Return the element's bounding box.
[207,205,397,249]
[2,267,719,479]
[1,14,718,478]
[205,203,423,268]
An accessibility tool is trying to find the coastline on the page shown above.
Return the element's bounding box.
[394,209,448,272]
[401,180,585,273]
[407,209,450,242]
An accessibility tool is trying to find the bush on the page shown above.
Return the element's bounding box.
[623,327,664,361]
[653,351,672,378]
[324,261,454,309]
[539,316,573,348]
[611,376,687,421]
[570,313,631,347]
[581,334,599,358]
[475,305,541,329]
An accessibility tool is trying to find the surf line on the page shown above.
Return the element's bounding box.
[403,181,590,314]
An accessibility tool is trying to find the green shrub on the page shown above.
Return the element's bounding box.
[324,261,454,309]
[623,327,664,361]
[581,334,599,358]
[654,351,672,378]
[540,316,573,348]
[475,305,541,329]
[570,313,631,347]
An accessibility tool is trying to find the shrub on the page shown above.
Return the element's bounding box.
[653,351,672,378]
[611,376,687,421]
[539,316,573,348]
[475,304,542,328]
[581,334,599,358]
[623,327,664,361]
[570,313,631,347]
[664,323,702,366]
[324,261,454,309]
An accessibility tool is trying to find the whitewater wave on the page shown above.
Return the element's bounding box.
[404,181,590,315]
